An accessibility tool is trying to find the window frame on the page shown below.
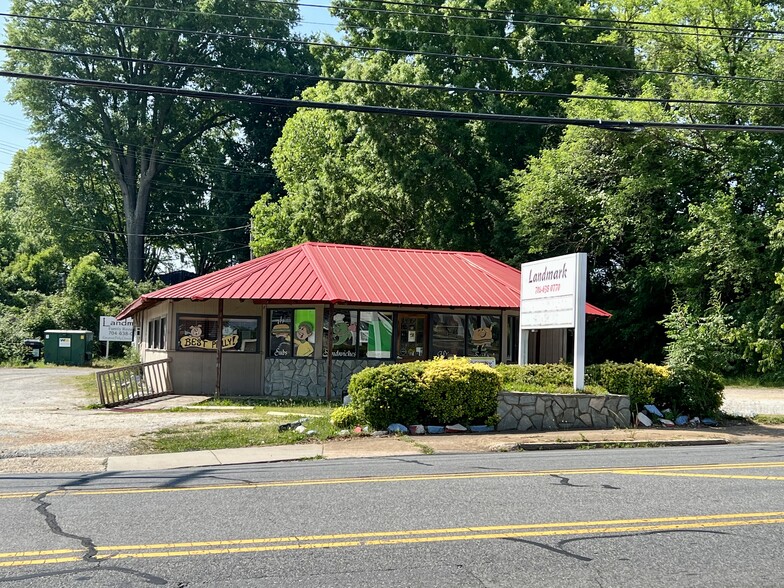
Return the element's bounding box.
[147,316,167,350]
[267,309,316,359]
[176,314,260,353]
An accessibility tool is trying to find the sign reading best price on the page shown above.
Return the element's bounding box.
[99,316,134,342]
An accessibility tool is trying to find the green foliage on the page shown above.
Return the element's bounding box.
[586,362,670,408]
[254,0,632,260]
[4,0,314,280]
[348,359,502,428]
[348,363,426,429]
[420,358,501,426]
[496,363,576,389]
[0,307,27,364]
[329,405,363,429]
[662,366,725,417]
[507,0,784,369]
[507,383,608,396]
[662,297,740,374]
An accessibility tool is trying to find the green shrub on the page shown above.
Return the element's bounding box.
[496,363,575,389]
[348,362,426,429]
[508,383,608,395]
[420,357,500,425]
[329,405,362,429]
[496,363,607,395]
[586,361,670,408]
[660,366,724,417]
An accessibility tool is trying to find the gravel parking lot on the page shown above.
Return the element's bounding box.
[720,387,784,417]
[0,367,235,472]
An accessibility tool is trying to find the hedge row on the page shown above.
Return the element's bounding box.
[342,359,725,430]
[496,361,723,416]
[345,358,501,429]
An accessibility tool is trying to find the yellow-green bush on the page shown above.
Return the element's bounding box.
[329,405,362,429]
[420,358,501,425]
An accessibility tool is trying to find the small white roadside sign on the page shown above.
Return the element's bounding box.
[99,316,134,342]
[520,253,587,390]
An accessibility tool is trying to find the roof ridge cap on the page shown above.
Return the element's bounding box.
[189,246,301,299]
[301,242,341,302]
[455,252,520,296]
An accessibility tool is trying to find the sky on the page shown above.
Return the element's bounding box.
[0,0,30,174]
[0,3,338,175]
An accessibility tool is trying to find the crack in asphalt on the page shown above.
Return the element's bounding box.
[32,489,98,561]
[505,528,731,563]
[554,528,731,560]
[0,565,168,585]
[27,485,170,585]
[390,457,434,467]
[550,474,589,488]
[503,537,593,561]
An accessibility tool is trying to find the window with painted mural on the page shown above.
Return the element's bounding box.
[323,310,358,358]
[431,313,466,358]
[268,309,315,358]
[467,315,501,363]
[358,311,393,359]
[177,316,259,353]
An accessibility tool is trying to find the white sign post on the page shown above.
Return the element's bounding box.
[98,316,134,358]
[519,253,588,390]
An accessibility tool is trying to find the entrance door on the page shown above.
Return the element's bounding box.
[397,314,428,361]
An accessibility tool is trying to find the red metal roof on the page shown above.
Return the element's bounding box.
[117,243,612,319]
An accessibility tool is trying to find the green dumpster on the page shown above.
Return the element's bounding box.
[43,330,94,366]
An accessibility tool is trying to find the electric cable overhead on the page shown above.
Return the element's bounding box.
[3,42,784,109]
[118,0,784,41]
[116,2,633,51]
[2,69,784,134]
[0,11,779,85]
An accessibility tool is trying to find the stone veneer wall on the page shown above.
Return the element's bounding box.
[264,358,392,398]
[497,392,631,431]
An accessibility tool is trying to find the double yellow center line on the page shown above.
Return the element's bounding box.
[3,511,784,568]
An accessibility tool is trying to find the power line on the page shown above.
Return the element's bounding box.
[8,41,784,109]
[324,0,784,36]
[1,12,780,86]
[49,219,250,238]
[3,69,784,134]
[118,2,632,52]
[120,0,784,42]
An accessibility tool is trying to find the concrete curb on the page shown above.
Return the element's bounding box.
[505,439,730,451]
[106,445,323,471]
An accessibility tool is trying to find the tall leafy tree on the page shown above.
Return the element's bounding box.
[5,0,315,280]
[252,0,634,257]
[0,146,125,264]
[509,0,784,369]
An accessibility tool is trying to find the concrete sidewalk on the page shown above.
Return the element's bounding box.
[100,421,784,472]
[107,444,323,471]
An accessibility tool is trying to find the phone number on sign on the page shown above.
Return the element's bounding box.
[534,283,561,295]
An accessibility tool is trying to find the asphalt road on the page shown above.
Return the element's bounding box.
[1,444,783,587]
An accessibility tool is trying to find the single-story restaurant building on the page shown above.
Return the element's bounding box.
[117,242,610,399]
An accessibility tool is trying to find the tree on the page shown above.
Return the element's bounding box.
[5,0,315,280]
[508,0,784,369]
[252,0,634,257]
[0,146,125,264]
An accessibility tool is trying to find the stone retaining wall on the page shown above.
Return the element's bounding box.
[263,358,391,398]
[497,392,631,431]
